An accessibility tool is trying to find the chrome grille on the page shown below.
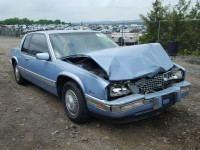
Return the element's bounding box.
[130,74,164,94]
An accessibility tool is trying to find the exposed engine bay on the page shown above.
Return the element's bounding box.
[63,56,109,80]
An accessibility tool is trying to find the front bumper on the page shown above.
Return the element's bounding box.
[85,81,191,121]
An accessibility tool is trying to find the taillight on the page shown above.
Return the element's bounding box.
[130,37,133,39]
[112,37,114,39]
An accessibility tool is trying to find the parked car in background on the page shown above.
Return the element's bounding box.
[10,30,191,123]
[111,32,139,45]
[101,29,112,34]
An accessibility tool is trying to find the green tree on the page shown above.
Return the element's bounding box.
[22,18,32,25]
[0,20,4,25]
[54,19,61,24]
[140,0,168,44]
[140,0,200,55]
[0,18,67,25]
[186,0,200,55]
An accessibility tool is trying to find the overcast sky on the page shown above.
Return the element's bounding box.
[0,0,196,22]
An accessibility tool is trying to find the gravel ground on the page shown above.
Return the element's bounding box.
[0,37,199,150]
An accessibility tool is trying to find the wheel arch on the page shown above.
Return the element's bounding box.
[56,72,85,98]
[11,57,18,67]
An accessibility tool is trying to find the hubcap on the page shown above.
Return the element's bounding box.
[15,66,20,81]
[65,89,79,116]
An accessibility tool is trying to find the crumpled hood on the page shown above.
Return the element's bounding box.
[86,43,174,81]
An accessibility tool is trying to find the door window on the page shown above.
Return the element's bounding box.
[29,34,49,56]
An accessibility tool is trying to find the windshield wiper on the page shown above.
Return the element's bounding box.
[60,54,89,60]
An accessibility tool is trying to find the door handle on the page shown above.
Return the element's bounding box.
[25,58,29,61]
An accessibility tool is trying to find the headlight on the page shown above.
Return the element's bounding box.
[163,70,184,81]
[109,83,131,97]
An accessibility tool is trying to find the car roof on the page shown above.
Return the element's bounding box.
[28,30,100,35]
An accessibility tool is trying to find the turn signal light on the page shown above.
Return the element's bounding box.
[97,103,103,108]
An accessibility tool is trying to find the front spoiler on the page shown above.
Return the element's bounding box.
[85,81,191,119]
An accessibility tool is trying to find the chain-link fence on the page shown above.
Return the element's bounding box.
[0,28,21,37]
[144,19,200,56]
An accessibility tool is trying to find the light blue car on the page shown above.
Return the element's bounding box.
[10,30,191,123]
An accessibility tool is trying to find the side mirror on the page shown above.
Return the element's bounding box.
[36,53,50,61]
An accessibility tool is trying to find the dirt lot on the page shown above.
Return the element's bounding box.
[0,36,199,150]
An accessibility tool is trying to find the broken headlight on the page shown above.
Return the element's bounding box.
[109,83,131,97]
[163,69,184,82]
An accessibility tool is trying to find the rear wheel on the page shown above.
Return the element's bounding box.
[14,63,26,85]
[62,81,89,123]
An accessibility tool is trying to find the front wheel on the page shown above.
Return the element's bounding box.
[14,63,26,85]
[62,81,89,123]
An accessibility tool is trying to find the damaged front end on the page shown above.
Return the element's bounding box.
[86,71,190,123]
[107,66,185,100]
[61,43,190,122]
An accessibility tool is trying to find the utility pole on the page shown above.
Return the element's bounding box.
[121,23,124,46]
[157,21,160,41]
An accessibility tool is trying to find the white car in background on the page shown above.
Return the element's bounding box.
[111,32,139,45]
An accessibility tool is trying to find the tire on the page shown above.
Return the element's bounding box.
[62,81,89,123]
[13,63,26,85]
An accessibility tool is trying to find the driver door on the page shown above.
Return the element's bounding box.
[23,33,56,93]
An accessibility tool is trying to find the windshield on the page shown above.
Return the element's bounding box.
[49,32,119,58]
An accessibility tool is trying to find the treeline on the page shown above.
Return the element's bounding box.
[140,0,200,56]
[0,18,67,25]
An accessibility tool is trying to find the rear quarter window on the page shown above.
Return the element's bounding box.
[21,34,31,53]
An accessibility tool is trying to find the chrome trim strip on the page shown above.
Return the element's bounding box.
[111,99,145,113]
[85,94,144,106]
[18,66,56,87]
[85,94,147,113]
